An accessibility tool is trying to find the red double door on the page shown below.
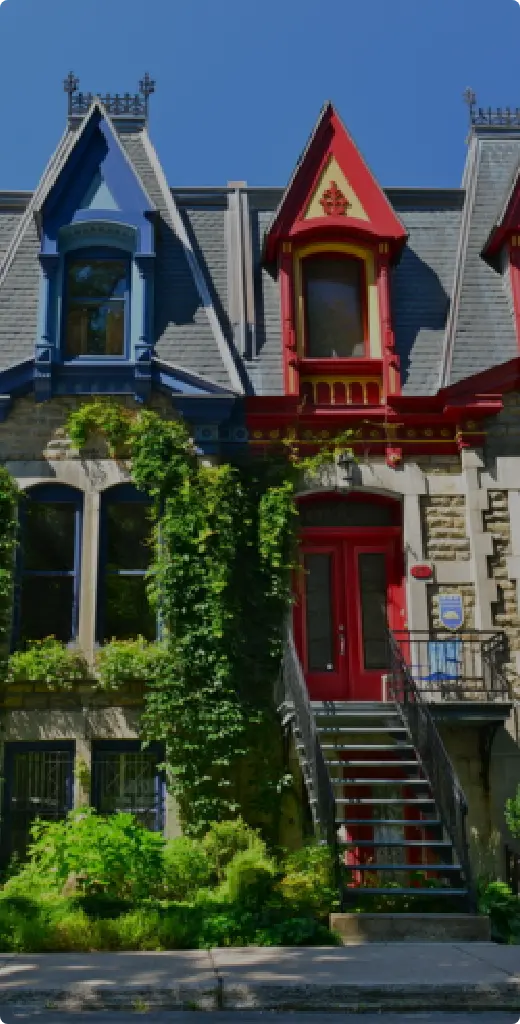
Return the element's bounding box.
[294,524,404,702]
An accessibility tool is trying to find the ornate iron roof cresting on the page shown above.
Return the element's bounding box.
[63,72,156,123]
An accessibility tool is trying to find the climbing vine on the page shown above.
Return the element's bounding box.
[0,468,19,681]
[67,399,353,836]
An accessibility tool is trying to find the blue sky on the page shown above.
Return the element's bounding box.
[0,0,518,191]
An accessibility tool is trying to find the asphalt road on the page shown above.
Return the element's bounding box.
[0,1013,517,1023]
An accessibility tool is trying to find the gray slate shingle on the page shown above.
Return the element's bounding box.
[449,137,520,385]
[388,194,464,395]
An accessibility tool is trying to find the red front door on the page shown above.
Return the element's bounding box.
[294,510,404,701]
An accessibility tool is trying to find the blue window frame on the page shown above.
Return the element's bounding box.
[92,741,165,832]
[16,484,82,645]
[2,741,75,862]
[98,484,156,642]
[62,247,130,360]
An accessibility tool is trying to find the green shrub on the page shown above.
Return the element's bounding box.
[202,818,267,884]
[8,637,91,689]
[27,809,164,899]
[223,849,278,910]
[279,843,339,919]
[505,786,520,840]
[162,837,212,900]
[95,637,170,691]
[477,878,520,944]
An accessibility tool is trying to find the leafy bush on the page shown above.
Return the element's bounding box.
[8,637,91,689]
[26,809,164,899]
[279,843,339,919]
[223,849,278,910]
[95,637,170,691]
[202,818,267,884]
[162,837,212,900]
[477,878,520,944]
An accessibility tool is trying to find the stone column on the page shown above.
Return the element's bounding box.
[78,488,100,663]
[461,448,496,629]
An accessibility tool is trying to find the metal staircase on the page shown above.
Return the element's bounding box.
[314,701,470,901]
[280,627,476,910]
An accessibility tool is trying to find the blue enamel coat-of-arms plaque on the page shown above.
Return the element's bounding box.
[438,593,464,631]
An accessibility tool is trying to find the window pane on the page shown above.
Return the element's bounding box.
[67,259,127,301]
[19,576,74,643]
[65,302,125,357]
[358,553,389,670]
[300,500,395,529]
[104,574,156,642]
[106,503,152,571]
[94,750,160,830]
[24,502,76,571]
[304,256,364,358]
[304,553,335,672]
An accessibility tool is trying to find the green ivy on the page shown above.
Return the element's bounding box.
[66,401,352,837]
[8,637,91,690]
[0,468,19,682]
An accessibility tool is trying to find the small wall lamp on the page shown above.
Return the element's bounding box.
[337,450,356,483]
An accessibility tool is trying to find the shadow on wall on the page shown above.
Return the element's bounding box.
[391,247,449,392]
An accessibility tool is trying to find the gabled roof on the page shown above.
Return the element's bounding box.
[264,103,407,262]
[0,100,245,397]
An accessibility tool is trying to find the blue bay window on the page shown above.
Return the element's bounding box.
[16,485,83,645]
[98,484,156,642]
[64,250,130,359]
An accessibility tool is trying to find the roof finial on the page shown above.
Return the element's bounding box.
[64,71,80,117]
[64,73,155,124]
[463,87,477,124]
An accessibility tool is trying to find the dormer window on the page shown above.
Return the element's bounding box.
[302,254,365,358]
[64,251,130,358]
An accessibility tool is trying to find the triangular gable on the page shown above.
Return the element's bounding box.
[265,103,407,262]
[40,100,155,251]
[79,171,119,211]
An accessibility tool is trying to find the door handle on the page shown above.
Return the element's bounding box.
[339,625,345,656]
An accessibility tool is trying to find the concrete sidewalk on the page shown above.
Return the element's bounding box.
[0,944,518,1013]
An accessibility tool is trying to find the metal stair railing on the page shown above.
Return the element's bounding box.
[386,626,476,911]
[279,625,337,848]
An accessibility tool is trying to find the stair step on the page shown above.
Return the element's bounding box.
[325,760,419,767]
[338,819,442,827]
[336,798,436,805]
[335,778,429,786]
[317,727,408,734]
[345,863,462,872]
[321,744,414,751]
[345,887,469,897]
[338,840,452,848]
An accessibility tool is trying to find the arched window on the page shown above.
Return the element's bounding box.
[303,254,365,358]
[17,484,83,644]
[63,248,130,359]
[98,484,156,642]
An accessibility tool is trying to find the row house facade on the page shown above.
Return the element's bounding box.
[0,75,519,903]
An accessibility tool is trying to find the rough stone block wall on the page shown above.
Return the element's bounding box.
[483,490,519,693]
[421,494,470,562]
[0,393,176,462]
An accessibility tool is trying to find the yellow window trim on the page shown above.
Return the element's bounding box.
[293,241,382,359]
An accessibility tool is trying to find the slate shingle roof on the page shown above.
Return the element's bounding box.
[2,112,520,399]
